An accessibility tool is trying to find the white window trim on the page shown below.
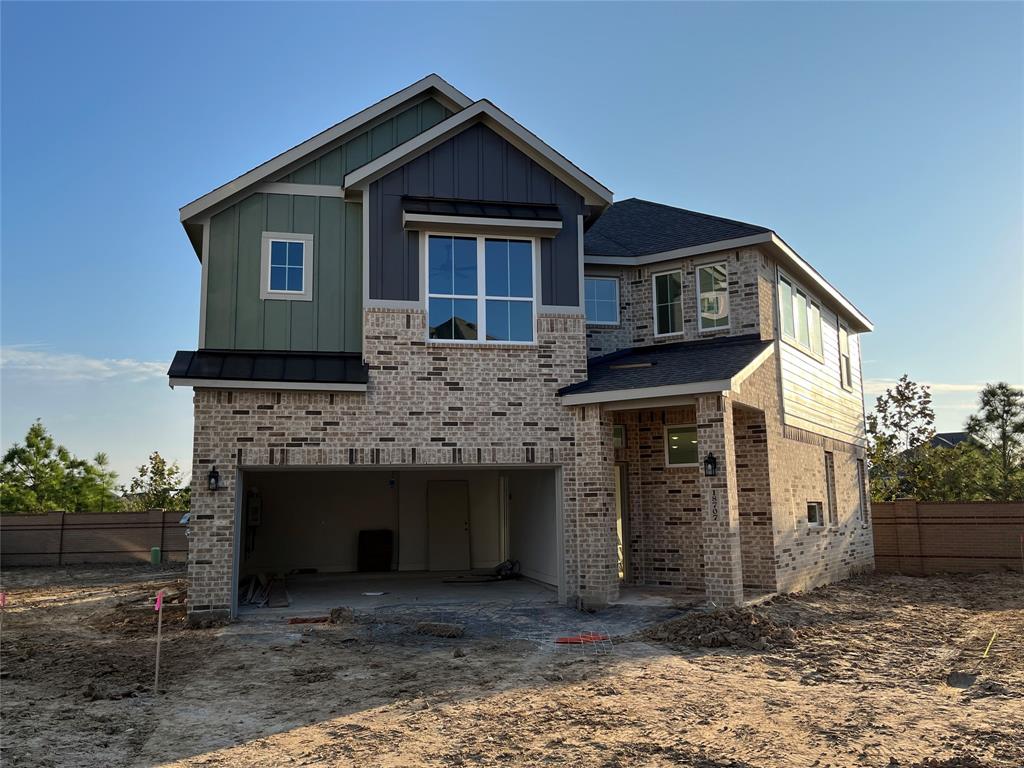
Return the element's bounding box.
[664,423,699,467]
[807,501,825,528]
[777,267,823,361]
[260,231,314,302]
[696,260,731,333]
[423,232,537,346]
[652,268,685,338]
[838,321,854,392]
[584,276,620,325]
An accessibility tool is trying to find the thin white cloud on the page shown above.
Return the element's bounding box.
[862,378,1017,397]
[0,346,166,383]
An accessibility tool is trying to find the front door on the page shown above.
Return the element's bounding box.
[427,480,471,571]
[615,464,629,580]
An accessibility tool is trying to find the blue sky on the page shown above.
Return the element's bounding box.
[2,1,1021,481]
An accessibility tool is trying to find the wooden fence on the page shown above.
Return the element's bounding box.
[872,500,1024,574]
[0,510,188,566]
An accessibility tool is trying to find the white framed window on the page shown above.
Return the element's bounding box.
[824,451,837,525]
[856,459,869,525]
[807,501,825,527]
[778,271,823,357]
[426,234,535,344]
[260,232,314,301]
[653,270,683,336]
[585,277,619,325]
[697,261,729,331]
[838,322,854,391]
[664,424,698,466]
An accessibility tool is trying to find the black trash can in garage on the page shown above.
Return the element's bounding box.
[357,529,394,572]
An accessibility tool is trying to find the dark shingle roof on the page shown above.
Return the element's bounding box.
[168,350,368,385]
[584,198,770,258]
[559,334,772,398]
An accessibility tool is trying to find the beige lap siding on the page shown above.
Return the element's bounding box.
[187,308,607,616]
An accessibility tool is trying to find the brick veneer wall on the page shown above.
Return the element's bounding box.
[585,247,776,358]
[733,405,776,591]
[186,308,623,617]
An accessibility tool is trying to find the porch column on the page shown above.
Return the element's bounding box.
[697,394,744,607]
[571,403,619,609]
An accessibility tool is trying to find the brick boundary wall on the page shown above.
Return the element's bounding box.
[872,500,1024,574]
[0,511,188,566]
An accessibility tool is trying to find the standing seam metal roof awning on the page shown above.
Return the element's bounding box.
[167,350,368,390]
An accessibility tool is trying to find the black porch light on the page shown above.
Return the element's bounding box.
[703,453,718,477]
[208,466,221,492]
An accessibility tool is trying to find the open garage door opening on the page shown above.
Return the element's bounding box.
[233,466,563,616]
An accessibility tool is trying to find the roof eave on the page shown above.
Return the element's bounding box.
[178,74,473,227]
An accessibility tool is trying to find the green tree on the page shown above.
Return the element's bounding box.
[0,420,120,513]
[120,452,190,512]
[911,443,997,502]
[866,375,936,501]
[966,382,1024,500]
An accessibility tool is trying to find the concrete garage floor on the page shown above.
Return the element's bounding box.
[238,572,692,644]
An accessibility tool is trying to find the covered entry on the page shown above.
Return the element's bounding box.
[233,466,562,614]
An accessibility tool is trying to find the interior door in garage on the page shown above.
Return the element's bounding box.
[427,480,471,570]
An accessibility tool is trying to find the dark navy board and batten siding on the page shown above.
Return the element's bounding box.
[367,123,585,307]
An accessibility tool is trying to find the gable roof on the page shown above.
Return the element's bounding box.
[343,100,613,207]
[559,334,774,405]
[930,431,973,449]
[583,198,873,334]
[179,74,472,226]
[585,198,770,257]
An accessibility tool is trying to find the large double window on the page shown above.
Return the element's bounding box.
[427,235,535,343]
[778,271,823,357]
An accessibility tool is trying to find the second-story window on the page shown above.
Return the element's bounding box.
[838,323,853,390]
[778,271,823,357]
[260,232,314,301]
[585,277,619,325]
[427,234,535,343]
[653,270,683,336]
[697,262,729,331]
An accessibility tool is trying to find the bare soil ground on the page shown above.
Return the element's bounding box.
[1,565,1021,768]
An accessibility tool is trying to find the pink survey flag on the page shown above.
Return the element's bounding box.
[0,592,6,608]
[154,591,164,612]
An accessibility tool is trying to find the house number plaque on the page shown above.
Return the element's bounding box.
[711,489,719,521]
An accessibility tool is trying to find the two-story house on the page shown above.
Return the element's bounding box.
[170,75,874,621]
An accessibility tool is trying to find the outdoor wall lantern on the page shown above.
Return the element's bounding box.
[703,453,718,477]
[208,467,221,492]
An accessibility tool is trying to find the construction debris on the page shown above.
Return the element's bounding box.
[643,606,798,650]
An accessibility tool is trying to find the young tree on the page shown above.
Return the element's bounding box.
[866,375,936,501]
[0,421,120,512]
[966,382,1024,500]
[120,452,190,512]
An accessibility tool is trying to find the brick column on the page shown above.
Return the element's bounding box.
[571,403,619,609]
[697,394,744,607]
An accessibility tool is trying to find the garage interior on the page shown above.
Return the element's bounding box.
[234,466,563,615]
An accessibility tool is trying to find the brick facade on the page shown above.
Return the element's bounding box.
[187,250,872,619]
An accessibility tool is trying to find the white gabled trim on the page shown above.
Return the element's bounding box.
[255,183,345,198]
[560,380,732,406]
[585,230,872,334]
[180,74,472,224]
[402,211,562,237]
[168,378,368,392]
[585,233,772,267]
[343,101,613,207]
[559,344,775,406]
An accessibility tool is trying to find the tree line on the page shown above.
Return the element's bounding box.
[0,420,189,514]
[867,380,1023,502]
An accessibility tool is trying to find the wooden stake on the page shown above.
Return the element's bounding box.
[154,590,165,693]
[982,631,997,659]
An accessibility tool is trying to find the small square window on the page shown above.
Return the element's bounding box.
[665,424,698,466]
[807,501,824,527]
[261,232,313,301]
[585,277,619,324]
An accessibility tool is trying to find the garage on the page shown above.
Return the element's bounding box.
[233,466,563,615]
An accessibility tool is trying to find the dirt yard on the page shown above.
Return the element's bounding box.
[1,566,1021,768]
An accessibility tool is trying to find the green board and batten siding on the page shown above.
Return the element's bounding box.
[203,97,452,353]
